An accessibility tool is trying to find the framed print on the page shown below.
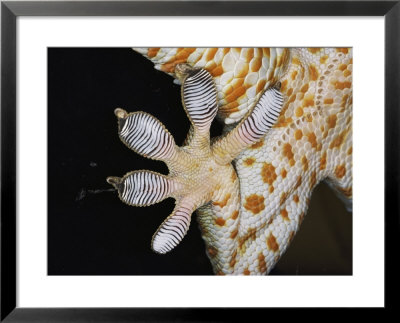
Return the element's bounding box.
[1,0,398,321]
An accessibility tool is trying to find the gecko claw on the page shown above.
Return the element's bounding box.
[106,176,123,190]
[114,108,128,119]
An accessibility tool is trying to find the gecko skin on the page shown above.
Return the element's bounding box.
[108,48,352,275]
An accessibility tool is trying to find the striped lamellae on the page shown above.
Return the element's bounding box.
[119,112,176,160]
[182,69,217,131]
[120,171,174,206]
[236,88,283,145]
[152,205,193,254]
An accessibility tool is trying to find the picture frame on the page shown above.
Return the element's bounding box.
[1,0,397,321]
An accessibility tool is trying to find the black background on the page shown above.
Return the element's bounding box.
[48,48,352,275]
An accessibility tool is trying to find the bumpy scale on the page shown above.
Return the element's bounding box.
[110,47,352,275]
[107,65,284,264]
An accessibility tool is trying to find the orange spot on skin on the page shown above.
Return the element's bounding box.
[340,94,349,110]
[295,129,303,140]
[256,79,267,94]
[320,55,329,64]
[291,70,298,80]
[324,98,334,105]
[244,194,265,215]
[287,94,296,104]
[244,48,254,62]
[261,163,277,185]
[327,114,337,129]
[336,48,349,54]
[282,143,295,166]
[281,208,289,221]
[320,152,327,170]
[231,210,239,220]
[309,64,319,81]
[301,156,309,172]
[335,165,346,178]
[205,61,217,74]
[216,270,225,276]
[277,49,289,68]
[225,85,247,104]
[329,130,348,149]
[250,57,262,72]
[230,250,237,268]
[232,77,245,90]
[292,56,301,65]
[210,65,224,77]
[244,157,256,166]
[303,94,315,107]
[269,186,274,193]
[280,79,288,93]
[305,113,313,122]
[293,195,300,203]
[215,217,226,226]
[223,83,235,97]
[243,268,250,275]
[281,169,287,178]
[300,83,309,93]
[307,132,318,149]
[236,63,249,78]
[308,47,321,54]
[295,107,304,117]
[263,48,270,57]
[238,226,262,252]
[147,48,160,58]
[208,246,218,258]
[220,101,239,114]
[258,253,267,273]
[267,234,279,252]
[343,69,352,77]
[339,64,347,71]
[334,81,351,90]
[213,193,231,208]
[161,48,196,73]
[230,228,238,239]
[310,171,317,189]
[250,139,264,149]
[274,117,293,128]
[348,147,353,155]
[287,88,293,96]
[206,48,218,61]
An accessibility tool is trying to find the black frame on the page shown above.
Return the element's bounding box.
[1,0,398,321]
